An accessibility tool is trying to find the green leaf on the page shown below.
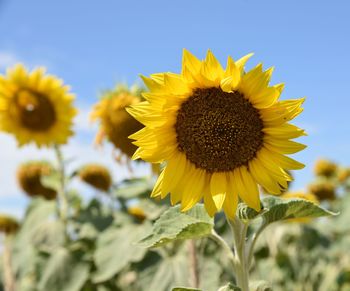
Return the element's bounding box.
[113,177,153,199]
[261,196,337,225]
[136,245,190,291]
[172,288,202,291]
[237,202,261,220]
[40,171,61,191]
[249,281,272,291]
[139,204,214,248]
[38,248,90,291]
[217,283,242,291]
[92,223,151,283]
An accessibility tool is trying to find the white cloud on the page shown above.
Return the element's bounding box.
[0,51,18,69]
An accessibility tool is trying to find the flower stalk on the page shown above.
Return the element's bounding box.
[2,235,15,291]
[228,217,250,291]
[54,145,69,238]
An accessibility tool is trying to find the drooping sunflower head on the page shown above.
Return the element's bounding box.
[79,164,112,192]
[17,161,57,200]
[0,64,77,147]
[91,84,144,158]
[0,214,20,234]
[308,181,336,201]
[128,49,306,218]
[314,159,337,178]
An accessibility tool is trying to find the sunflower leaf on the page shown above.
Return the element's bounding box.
[217,283,242,290]
[112,177,153,199]
[139,204,214,248]
[172,288,202,291]
[237,202,262,220]
[92,223,151,283]
[249,280,272,291]
[38,248,90,291]
[261,196,337,225]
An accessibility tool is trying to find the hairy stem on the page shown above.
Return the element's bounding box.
[54,145,69,238]
[247,222,267,268]
[210,229,237,273]
[187,239,200,288]
[3,235,15,291]
[228,216,250,291]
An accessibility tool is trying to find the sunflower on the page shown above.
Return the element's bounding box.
[0,214,19,234]
[0,64,77,147]
[308,181,336,201]
[17,161,57,200]
[338,168,350,183]
[314,159,337,178]
[128,50,306,218]
[79,164,112,192]
[91,84,144,158]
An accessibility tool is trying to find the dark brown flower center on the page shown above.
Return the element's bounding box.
[175,87,264,172]
[11,89,56,131]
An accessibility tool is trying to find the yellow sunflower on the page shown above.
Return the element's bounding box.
[128,50,306,218]
[0,64,77,147]
[91,84,143,158]
[314,159,337,178]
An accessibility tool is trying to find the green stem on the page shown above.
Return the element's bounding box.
[3,235,15,291]
[187,239,200,288]
[210,229,237,273]
[54,145,69,238]
[247,222,267,268]
[227,216,249,291]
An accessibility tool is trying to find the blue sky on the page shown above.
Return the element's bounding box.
[0,0,349,217]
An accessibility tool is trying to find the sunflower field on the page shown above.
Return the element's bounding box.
[1,1,350,291]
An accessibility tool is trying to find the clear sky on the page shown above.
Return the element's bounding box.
[0,0,349,217]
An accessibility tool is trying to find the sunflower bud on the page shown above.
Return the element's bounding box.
[17,161,56,200]
[79,164,112,192]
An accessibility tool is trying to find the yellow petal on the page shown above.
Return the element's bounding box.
[235,53,254,73]
[249,158,282,195]
[151,170,165,198]
[235,167,261,211]
[224,173,239,219]
[181,166,205,212]
[182,49,201,75]
[210,172,227,211]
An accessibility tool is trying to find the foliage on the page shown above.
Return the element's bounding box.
[1,158,348,291]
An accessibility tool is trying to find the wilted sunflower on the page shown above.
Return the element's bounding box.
[128,50,306,218]
[79,164,112,192]
[314,159,337,178]
[17,161,57,200]
[91,84,144,158]
[0,64,77,147]
[0,214,19,234]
